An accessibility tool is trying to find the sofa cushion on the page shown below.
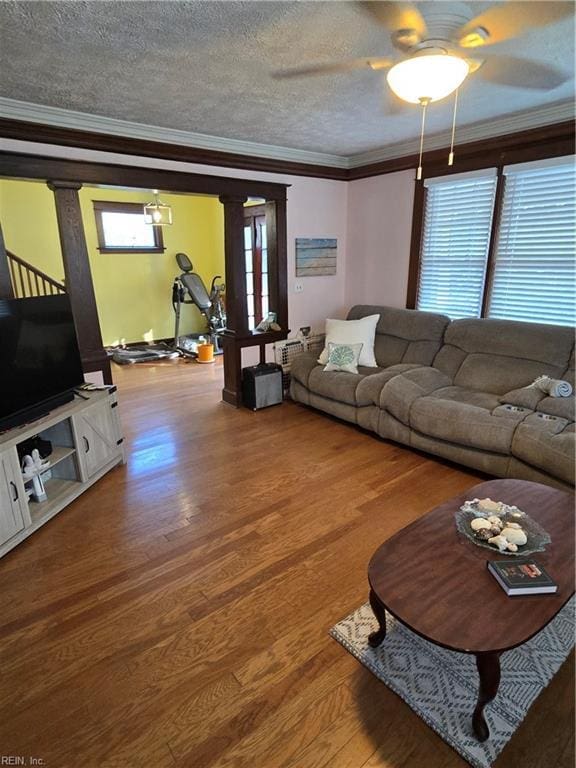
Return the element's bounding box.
[318,315,380,367]
[381,367,453,425]
[307,367,363,406]
[512,414,575,486]
[323,342,363,374]
[409,386,520,454]
[355,364,422,406]
[434,318,574,394]
[293,353,424,407]
[347,305,450,368]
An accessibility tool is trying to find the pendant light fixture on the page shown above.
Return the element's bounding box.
[143,189,173,226]
[386,50,469,179]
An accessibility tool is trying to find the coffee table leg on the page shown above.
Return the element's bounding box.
[473,652,501,742]
[368,588,387,648]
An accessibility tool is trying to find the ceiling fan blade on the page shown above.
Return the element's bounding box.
[360,1,428,38]
[455,1,574,48]
[478,55,569,89]
[465,58,485,75]
[272,57,394,79]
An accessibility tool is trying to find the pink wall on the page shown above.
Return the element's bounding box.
[346,169,415,310]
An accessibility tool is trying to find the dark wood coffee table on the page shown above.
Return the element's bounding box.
[368,479,574,742]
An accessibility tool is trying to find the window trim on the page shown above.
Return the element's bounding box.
[406,142,575,312]
[93,200,165,254]
[480,167,506,318]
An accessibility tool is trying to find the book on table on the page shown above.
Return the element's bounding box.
[488,560,558,596]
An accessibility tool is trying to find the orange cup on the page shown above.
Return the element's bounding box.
[197,343,215,364]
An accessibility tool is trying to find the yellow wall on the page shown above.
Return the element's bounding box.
[0,179,64,281]
[0,180,224,345]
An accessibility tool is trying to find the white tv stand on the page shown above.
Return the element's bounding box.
[0,388,125,558]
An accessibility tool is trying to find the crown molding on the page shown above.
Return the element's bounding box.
[0,97,573,181]
[347,100,576,168]
[0,97,348,170]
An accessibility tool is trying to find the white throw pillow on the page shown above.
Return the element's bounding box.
[318,315,380,368]
[323,342,363,374]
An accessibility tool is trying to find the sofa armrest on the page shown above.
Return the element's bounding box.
[498,386,545,410]
[380,366,452,425]
[290,352,319,389]
[537,395,575,422]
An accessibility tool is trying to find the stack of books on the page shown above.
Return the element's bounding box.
[488,560,558,595]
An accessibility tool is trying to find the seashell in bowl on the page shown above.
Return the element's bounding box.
[478,498,501,513]
[501,527,528,546]
[488,534,509,552]
[471,518,492,532]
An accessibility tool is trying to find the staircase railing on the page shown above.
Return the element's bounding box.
[7,251,66,298]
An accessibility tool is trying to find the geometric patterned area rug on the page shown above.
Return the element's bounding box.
[330,598,575,768]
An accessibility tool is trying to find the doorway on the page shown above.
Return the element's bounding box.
[0,152,289,406]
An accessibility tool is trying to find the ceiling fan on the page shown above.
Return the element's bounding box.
[273,1,572,177]
[273,1,572,105]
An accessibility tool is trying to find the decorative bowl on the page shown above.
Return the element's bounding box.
[455,499,551,556]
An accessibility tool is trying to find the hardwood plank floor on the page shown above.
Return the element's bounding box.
[0,359,573,767]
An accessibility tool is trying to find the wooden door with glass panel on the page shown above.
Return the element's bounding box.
[244,206,270,331]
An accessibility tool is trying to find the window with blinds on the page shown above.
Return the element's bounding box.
[417,170,498,319]
[486,157,575,326]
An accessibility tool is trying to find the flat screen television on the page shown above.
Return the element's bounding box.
[0,294,85,431]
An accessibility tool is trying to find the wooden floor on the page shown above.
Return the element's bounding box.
[0,359,573,768]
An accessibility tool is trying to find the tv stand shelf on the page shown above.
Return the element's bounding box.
[0,388,125,558]
[29,478,81,525]
[22,445,76,478]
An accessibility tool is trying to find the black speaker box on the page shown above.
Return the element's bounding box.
[242,363,283,410]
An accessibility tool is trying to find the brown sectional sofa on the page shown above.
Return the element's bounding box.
[290,305,575,491]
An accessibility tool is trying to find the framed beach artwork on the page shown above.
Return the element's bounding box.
[295,238,337,277]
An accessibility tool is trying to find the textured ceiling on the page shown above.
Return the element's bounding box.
[0,1,574,156]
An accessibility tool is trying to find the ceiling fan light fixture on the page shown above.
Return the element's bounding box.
[386,53,469,104]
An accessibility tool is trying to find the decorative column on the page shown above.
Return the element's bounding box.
[47,181,111,384]
[0,221,14,299]
[219,194,248,406]
[265,198,288,332]
[219,194,249,336]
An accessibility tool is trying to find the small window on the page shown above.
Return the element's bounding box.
[93,201,165,254]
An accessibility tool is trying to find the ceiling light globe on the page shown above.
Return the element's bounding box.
[387,54,469,104]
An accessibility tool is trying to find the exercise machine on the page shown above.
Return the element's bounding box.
[109,345,179,365]
[108,253,226,366]
[172,252,226,355]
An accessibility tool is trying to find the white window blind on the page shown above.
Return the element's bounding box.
[487,157,575,326]
[417,170,497,319]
